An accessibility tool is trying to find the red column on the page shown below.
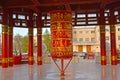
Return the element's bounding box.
[2,8,9,68]
[110,9,117,65]
[36,13,43,65]
[37,28,42,65]
[2,26,8,68]
[8,27,13,66]
[28,28,34,65]
[100,8,106,65]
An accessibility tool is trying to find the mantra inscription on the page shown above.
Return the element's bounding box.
[50,10,73,56]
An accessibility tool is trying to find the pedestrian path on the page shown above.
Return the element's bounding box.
[0,62,120,80]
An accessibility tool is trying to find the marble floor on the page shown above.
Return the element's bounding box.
[0,60,120,80]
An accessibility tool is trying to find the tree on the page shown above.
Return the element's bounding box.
[13,34,23,54]
[22,34,36,53]
[43,29,50,53]
[22,35,28,53]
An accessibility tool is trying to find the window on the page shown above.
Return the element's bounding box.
[117,19,120,22]
[119,45,120,48]
[15,20,20,26]
[85,38,89,42]
[47,16,50,19]
[77,22,86,25]
[106,21,109,24]
[22,23,27,26]
[114,11,118,15]
[15,22,20,26]
[77,14,85,18]
[91,31,95,33]
[91,38,95,42]
[18,15,25,19]
[13,14,16,19]
[88,14,96,17]
[73,38,77,42]
[79,31,82,34]
[86,31,89,33]
[88,21,97,24]
[27,16,29,20]
[74,31,77,34]
[88,18,97,20]
[106,36,109,40]
[72,15,75,18]
[104,13,108,16]
[79,38,83,42]
[118,36,120,40]
[0,16,2,20]
[118,28,120,31]
[106,29,109,32]
[42,16,45,20]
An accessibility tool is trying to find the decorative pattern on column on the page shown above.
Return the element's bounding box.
[110,9,117,65]
[100,26,106,65]
[2,25,8,68]
[110,25,117,65]
[8,27,13,66]
[100,8,106,65]
[37,28,42,65]
[28,28,34,65]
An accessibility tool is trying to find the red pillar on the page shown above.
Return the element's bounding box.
[2,26,8,68]
[36,13,43,65]
[37,28,42,65]
[99,8,106,65]
[2,8,9,68]
[8,27,13,66]
[110,9,117,65]
[28,28,34,65]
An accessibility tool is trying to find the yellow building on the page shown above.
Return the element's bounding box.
[73,24,120,53]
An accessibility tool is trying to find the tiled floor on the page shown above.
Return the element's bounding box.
[0,60,120,80]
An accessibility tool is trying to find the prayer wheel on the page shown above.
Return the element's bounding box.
[50,10,73,59]
[50,10,73,76]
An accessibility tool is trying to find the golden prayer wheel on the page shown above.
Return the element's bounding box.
[50,10,73,59]
[50,10,73,76]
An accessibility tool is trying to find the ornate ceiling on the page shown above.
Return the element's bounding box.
[0,0,120,28]
[0,0,120,13]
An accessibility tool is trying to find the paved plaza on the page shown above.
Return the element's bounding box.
[0,59,120,80]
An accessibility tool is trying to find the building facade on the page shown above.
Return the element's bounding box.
[73,24,120,53]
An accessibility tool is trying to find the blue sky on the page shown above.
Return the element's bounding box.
[0,24,50,36]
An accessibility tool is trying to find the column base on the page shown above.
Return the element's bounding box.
[28,61,34,65]
[101,61,106,65]
[37,61,42,65]
[111,61,117,65]
[2,63,8,68]
[8,62,13,67]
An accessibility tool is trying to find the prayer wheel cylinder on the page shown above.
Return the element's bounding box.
[50,10,73,59]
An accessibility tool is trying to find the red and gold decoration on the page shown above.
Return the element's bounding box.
[50,10,73,76]
[110,25,117,65]
[37,28,42,65]
[28,28,34,65]
[2,25,8,68]
[99,9,106,65]
[100,25,106,65]
[8,27,13,66]
[110,9,117,65]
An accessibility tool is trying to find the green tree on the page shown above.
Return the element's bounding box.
[22,35,28,53]
[22,35,36,53]
[43,29,50,52]
[13,34,23,54]
[13,34,36,54]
